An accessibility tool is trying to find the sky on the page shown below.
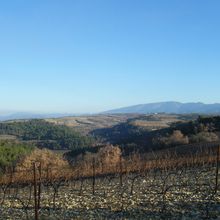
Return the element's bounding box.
[0,0,220,113]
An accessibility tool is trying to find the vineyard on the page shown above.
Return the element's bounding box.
[0,143,220,220]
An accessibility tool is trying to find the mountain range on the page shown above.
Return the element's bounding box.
[1,102,220,121]
[104,102,220,114]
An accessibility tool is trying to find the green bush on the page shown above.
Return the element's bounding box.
[0,141,33,173]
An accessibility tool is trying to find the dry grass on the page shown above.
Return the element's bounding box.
[0,135,17,140]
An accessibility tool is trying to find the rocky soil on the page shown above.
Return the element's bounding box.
[0,166,220,219]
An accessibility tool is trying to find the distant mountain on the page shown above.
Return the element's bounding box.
[104,102,220,114]
[0,112,73,121]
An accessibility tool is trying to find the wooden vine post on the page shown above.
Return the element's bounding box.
[215,145,220,194]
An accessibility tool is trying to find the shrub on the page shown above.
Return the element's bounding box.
[153,130,189,147]
[190,132,219,143]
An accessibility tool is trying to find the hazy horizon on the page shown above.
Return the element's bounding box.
[1,101,220,115]
[1,0,220,113]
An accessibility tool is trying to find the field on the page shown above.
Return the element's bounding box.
[45,114,140,134]
[45,113,195,134]
[0,143,219,220]
[0,166,219,220]
[0,135,17,140]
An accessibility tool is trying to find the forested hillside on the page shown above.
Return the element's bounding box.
[0,120,94,150]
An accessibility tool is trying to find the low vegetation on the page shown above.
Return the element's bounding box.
[92,116,220,154]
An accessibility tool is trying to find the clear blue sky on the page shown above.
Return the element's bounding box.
[0,0,220,113]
